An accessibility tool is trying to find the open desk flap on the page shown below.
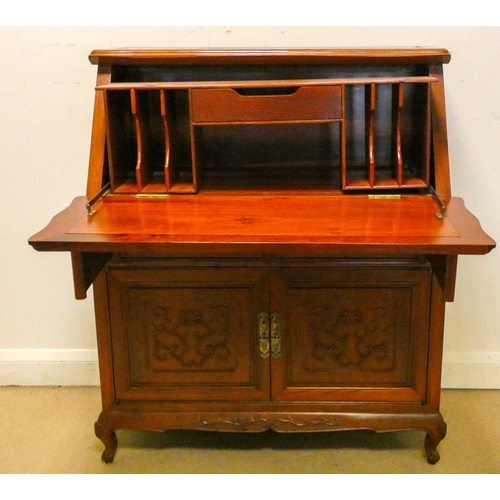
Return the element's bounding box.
[29,195,495,259]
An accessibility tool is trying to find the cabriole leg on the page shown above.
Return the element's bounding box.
[424,422,447,464]
[94,420,118,463]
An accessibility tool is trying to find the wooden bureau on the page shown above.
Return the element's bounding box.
[29,48,495,464]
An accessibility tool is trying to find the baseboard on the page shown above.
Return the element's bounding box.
[441,352,500,389]
[0,349,100,386]
[1,349,500,388]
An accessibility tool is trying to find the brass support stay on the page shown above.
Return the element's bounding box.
[429,186,446,219]
[86,183,110,216]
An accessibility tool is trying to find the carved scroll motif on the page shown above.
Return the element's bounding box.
[146,304,237,371]
[197,415,343,432]
[197,416,270,432]
[307,305,395,371]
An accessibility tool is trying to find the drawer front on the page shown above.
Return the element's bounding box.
[191,85,342,124]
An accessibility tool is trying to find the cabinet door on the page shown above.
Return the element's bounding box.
[270,266,432,403]
[107,267,270,402]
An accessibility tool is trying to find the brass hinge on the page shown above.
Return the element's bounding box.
[135,193,170,199]
[270,312,282,358]
[367,194,401,200]
[258,312,270,358]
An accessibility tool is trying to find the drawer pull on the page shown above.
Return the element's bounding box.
[234,87,299,96]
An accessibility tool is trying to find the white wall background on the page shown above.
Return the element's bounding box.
[0,26,499,387]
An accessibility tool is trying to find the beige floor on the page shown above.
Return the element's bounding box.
[1,387,499,473]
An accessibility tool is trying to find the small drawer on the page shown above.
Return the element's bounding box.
[191,85,342,124]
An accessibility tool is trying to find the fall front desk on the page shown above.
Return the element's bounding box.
[29,48,495,464]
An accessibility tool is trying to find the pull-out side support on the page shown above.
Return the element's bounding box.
[71,252,111,299]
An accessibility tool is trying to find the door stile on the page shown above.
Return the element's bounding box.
[268,271,289,400]
[255,269,272,401]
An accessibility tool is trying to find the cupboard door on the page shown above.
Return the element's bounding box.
[271,266,432,403]
[107,268,270,402]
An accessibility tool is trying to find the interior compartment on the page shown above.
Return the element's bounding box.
[102,77,432,195]
[195,122,342,191]
[343,82,431,190]
[104,88,195,194]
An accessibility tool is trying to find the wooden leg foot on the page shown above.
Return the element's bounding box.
[424,422,447,464]
[95,420,118,463]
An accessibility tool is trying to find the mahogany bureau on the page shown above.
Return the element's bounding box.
[29,48,495,464]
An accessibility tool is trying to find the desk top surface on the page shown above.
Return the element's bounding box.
[89,47,452,66]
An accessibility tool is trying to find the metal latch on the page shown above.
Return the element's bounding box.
[258,312,270,358]
[270,312,282,358]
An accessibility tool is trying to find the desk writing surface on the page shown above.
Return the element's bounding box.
[30,194,495,256]
[70,195,458,238]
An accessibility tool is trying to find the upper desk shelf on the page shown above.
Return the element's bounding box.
[101,76,433,194]
[30,48,495,260]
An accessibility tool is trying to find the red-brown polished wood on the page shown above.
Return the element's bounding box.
[29,195,494,256]
[29,48,495,466]
[89,48,452,66]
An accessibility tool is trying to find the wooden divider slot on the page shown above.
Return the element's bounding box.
[104,88,196,194]
[343,81,432,191]
[104,89,137,193]
[393,83,404,186]
[160,90,172,191]
[131,89,153,191]
[367,83,376,187]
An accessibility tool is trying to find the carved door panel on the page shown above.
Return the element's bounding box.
[270,266,432,403]
[107,267,270,402]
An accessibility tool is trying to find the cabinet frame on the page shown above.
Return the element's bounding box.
[28,48,495,465]
[92,257,447,464]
